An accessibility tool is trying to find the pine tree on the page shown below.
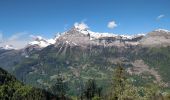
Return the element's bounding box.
[111,63,162,100]
[83,79,102,100]
[112,63,126,100]
[111,63,139,100]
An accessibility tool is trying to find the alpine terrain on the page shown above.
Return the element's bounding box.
[1,24,170,99]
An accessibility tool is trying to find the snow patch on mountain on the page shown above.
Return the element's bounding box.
[79,29,117,39]
[154,29,170,33]
[76,27,145,40]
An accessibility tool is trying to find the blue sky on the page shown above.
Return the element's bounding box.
[0,0,170,48]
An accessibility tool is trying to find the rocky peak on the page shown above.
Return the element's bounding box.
[147,29,170,37]
[141,29,170,47]
[55,27,92,47]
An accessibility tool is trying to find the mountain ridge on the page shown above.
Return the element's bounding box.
[22,27,170,50]
[1,25,170,50]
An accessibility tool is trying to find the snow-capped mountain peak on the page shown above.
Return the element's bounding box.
[28,36,56,48]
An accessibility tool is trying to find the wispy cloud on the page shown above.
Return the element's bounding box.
[107,20,117,29]
[0,32,31,49]
[8,32,28,41]
[157,14,165,20]
[0,33,3,42]
[0,40,29,49]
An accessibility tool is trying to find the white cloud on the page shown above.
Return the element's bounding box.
[107,20,117,29]
[157,14,165,20]
[74,22,89,30]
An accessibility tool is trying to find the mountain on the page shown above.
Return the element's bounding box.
[27,26,170,49]
[24,24,145,49]
[0,26,170,96]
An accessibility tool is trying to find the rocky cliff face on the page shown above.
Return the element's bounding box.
[140,29,170,47]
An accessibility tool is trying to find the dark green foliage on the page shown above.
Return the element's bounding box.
[81,79,102,100]
[0,67,59,100]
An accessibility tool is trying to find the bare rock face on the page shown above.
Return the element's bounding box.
[55,27,95,47]
[140,29,170,47]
